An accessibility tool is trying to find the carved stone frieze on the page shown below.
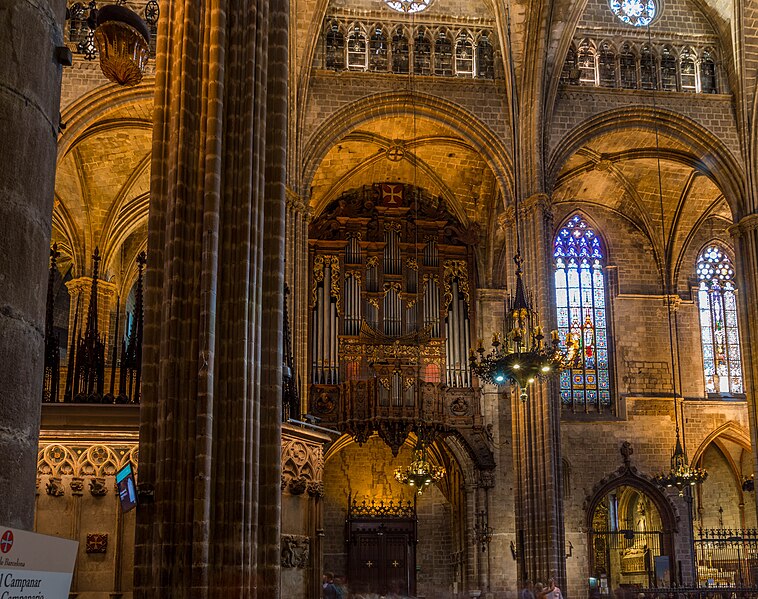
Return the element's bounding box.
[37,442,138,479]
[281,534,310,568]
[281,434,324,492]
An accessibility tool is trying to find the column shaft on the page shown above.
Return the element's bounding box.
[0,0,65,529]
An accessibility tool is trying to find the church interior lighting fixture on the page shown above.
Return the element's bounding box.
[645,23,707,496]
[469,4,578,399]
[66,1,157,86]
[394,442,445,494]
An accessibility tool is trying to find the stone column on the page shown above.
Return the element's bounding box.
[729,214,758,520]
[285,190,311,412]
[133,0,288,596]
[506,195,567,588]
[0,0,66,529]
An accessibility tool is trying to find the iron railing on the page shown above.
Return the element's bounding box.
[694,529,758,588]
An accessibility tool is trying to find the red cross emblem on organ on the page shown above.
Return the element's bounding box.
[381,183,404,207]
[0,529,13,553]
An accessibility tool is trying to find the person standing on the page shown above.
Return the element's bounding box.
[545,577,563,599]
[322,572,338,599]
[521,580,536,599]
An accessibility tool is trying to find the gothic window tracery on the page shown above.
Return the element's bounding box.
[608,0,657,27]
[660,45,677,91]
[599,41,617,87]
[455,33,475,77]
[321,18,497,80]
[700,49,718,93]
[619,43,637,88]
[434,31,453,76]
[680,47,697,92]
[326,22,345,70]
[561,38,720,94]
[392,27,410,73]
[554,215,612,412]
[347,26,368,71]
[370,26,388,71]
[696,245,743,395]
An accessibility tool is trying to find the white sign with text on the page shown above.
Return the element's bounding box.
[0,526,77,599]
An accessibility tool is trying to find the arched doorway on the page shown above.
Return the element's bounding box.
[322,434,466,598]
[589,484,675,595]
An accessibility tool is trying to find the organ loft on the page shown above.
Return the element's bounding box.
[2,0,758,597]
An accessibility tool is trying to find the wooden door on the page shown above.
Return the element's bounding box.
[347,519,416,595]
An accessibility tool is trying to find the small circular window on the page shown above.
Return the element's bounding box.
[609,0,657,27]
[384,0,432,13]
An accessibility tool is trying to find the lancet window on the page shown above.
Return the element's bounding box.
[320,18,496,79]
[696,245,743,395]
[562,39,720,94]
[554,215,612,412]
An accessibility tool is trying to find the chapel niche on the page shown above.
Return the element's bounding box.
[307,183,481,455]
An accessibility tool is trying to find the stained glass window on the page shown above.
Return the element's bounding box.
[554,215,612,411]
[697,245,743,394]
[609,0,657,27]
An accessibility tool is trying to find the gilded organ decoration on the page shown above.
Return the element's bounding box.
[309,183,480,452]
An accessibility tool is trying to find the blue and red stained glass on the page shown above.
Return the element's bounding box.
[696,245,743,394]
[554,215,611,410]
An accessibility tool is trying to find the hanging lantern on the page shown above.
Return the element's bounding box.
[394,443,445,494]
[94,4,151,86]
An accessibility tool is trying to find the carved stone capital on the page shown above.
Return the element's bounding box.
[307,481,324,498]
[89,477,108,497]
[288,477,307,495]
[478,469,496,489]
[70,476,85,497]
[728,213,758,238]
[46,476,65,497]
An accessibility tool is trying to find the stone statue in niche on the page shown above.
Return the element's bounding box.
[281,534,310,568]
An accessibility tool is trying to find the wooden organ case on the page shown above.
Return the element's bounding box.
[308,183,484,455]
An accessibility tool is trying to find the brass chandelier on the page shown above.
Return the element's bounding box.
[656,435,707,496]
[394,442,445,495]
[470,255,578,399]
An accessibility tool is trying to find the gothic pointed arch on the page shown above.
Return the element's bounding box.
[553,212,614,413]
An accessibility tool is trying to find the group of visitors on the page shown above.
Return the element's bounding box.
[522,577,565,599]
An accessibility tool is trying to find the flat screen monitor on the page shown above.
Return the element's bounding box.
[116,462,137,513]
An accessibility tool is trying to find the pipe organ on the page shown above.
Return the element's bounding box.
[308,183,479,452]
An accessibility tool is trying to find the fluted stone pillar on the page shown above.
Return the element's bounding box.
[285,190,311,409]
[730,214,758,519]
[134,0,288,596]
[506,195,567,588]
[0,0,65,529]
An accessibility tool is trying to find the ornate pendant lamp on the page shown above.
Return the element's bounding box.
[470,255,578,399]
[394,442,445,495]
[93,3,151,86]
[469,5,578,399]
[66,1,158,87]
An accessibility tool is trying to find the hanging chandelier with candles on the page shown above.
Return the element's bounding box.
[655,435,708,496]
[470,255,578,399]
[394,443,445,494]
